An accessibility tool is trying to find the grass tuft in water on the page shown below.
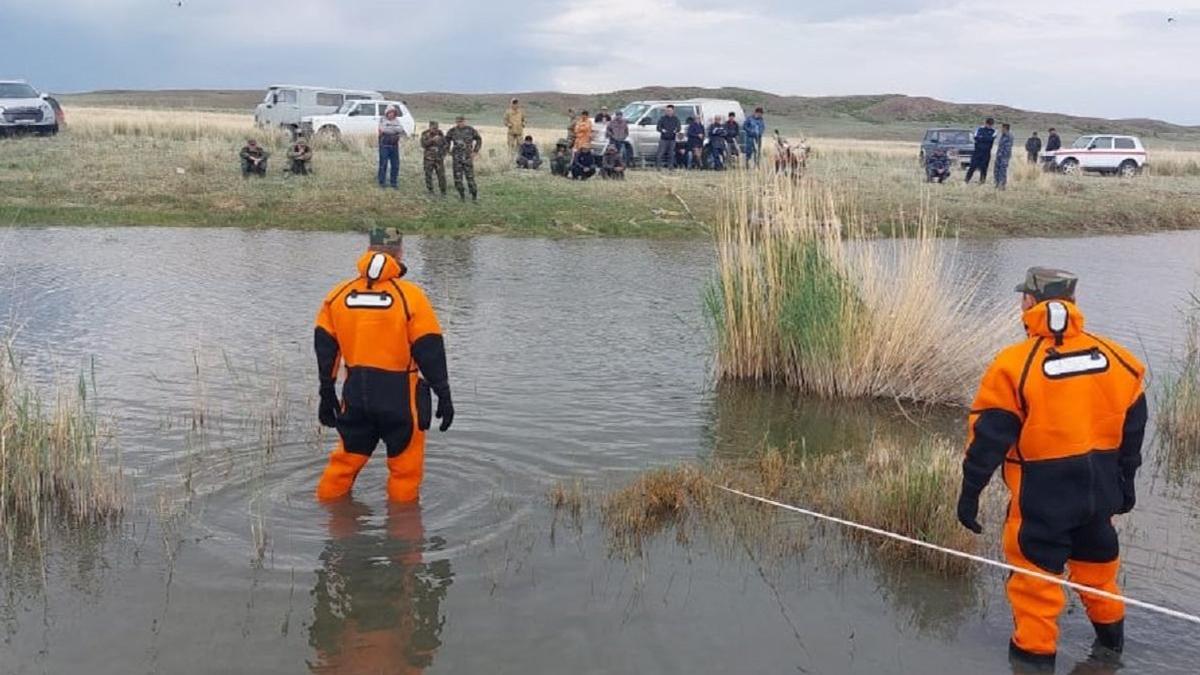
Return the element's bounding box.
[0,347,124,559]
[1158,293,1200,468]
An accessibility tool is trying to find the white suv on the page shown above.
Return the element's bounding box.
[301,99,415,140]
[0,80,59,136]
[1043,135,1146,177]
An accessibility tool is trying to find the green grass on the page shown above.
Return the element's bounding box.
[1158,293,1200,471]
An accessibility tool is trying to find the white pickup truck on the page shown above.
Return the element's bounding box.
[301,99,415,141]
[1042,135,1147,177]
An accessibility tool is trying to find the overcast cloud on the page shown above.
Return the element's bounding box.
[2,0,1197,123]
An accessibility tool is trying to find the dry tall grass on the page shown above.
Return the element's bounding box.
[0,348,124,559]
[1158,293,1200,468]
[708,167,1012,405]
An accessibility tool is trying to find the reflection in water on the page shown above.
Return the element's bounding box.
[307,500,453,674]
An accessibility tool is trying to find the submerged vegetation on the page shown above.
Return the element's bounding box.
[709,168,1012,405]
[1158,293,1200,469]
[0,348,124,558]
[563,435,991,576]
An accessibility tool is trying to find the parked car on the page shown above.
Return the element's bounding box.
[919,128,974,168]
[253,85,383,134]
[0,80,59,136]
[589,99,746,162]
[301,99,416,141]
[1042,134,1147,177]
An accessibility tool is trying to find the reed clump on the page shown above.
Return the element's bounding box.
[0,350,124,557]
[1157,293,1200,466]
[709,168,1011,405]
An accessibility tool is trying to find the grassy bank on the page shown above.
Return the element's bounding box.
[3,106,1200,235]
[0,349,124,558]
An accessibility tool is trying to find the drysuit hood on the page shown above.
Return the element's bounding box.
[355,250,406,285]
[1023,299,1084,343]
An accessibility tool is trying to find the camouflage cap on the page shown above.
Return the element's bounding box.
[1014,266,1077,301]
[368,227,403,246]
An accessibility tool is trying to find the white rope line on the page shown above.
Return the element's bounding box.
[714,484,1200,627]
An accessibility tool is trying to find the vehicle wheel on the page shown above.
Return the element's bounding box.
[1060,158,1080,175]
[317,125,341,142]
[1118,160,1138,178]
[918,151,926,165]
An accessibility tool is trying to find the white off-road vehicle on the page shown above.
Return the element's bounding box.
[301,100,415,141]
[0,80,59,136]
[1042,135,1147,177]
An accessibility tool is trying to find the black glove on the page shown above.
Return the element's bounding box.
[318,386,340,428]
[956,489,983,534]
[434,388,454,432]
[1117,475,1136,514]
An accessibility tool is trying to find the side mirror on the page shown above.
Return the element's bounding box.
[638,118,654,126]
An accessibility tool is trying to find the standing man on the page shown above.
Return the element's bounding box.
[378,106,406,189]
[239,139,269,177]
[503,98,525,152]
[707,115,728,170]
[724,112,741,165]
[420,120,448,197]
[593,106,612,123]
[994,123,1014,190]
[314,227,455,503]
[684,116,705,169]
[1045,128,1062,154]
[957,267,1146,672]
[1025,131,1043,164]
[606,110,632,166]
[445,116,482,201]
[744,107,766,167]
[564,108,577,150]
[965,117,996,184]
[572,110,594,155]
[655,104,681,170]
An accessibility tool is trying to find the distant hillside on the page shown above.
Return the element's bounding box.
[60,86,1200,146]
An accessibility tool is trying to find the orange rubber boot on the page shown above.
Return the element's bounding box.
[316,443,370,501]
[386,437,425,503]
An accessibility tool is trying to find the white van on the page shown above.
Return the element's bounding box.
[253,85,384,132]
[591,99,746,161]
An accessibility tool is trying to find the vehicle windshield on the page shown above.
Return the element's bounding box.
[0,83,39,99]
[619,103,650,122]
[1071,136,1094,149]
[337,101,357,114]
[262,90,275,103]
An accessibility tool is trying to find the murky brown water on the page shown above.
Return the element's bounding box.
[1,228,1198,674]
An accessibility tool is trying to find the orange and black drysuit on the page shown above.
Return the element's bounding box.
[958,300,1147,666]
[314,250,453,502]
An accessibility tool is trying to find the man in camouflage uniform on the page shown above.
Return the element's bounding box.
[420,120,448,196]
[503,99,525,151]
[994,122,1014,190]
[445,116,482,201]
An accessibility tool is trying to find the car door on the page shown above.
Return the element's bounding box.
[1086,136,1114,170]
[632,106,665,157]
[345,102,377,135]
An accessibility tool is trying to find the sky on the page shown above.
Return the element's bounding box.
[3,0,1199,124]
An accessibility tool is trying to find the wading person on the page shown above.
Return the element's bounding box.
[965,117,996,184]
[957,267,1146,672]
[378,106,406,189]
[445,116,482,201]
[1025,131,1042,164]
[516,135,542,170]
[743,107,766,167]
[420,120,448,197]
[606,110,631,166]
[314,227,455,503]
[286,138,313,175]
[655,104,680,170]
[503,98,525,151]
[994,123,1014,190]
[239,139,269,177]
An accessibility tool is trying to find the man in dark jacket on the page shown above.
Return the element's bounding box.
[965,118,997,184]
[655,105,681,170]
[684,116,705,169]
[1045,128,1062,153]
[1025,132,1043,164]
[516,136,542,170]
[601,145,626,179]
[606,111,632,166]
[707,116,728,170]
[550,141,571,177]
[724,112,741,162]
[570,147,597,180]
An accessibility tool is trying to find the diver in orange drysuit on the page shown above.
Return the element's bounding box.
[308,498,453,674]
[957,267,1147,672]
[314,227,454,502]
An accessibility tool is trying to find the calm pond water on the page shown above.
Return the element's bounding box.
[1,228,1198,674]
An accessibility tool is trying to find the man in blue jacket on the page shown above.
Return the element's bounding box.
[965,117,997,184]
[744,107,766,167]
[655,105,681,170]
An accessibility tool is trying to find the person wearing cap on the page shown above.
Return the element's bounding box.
[593,106,611,123]
[239,139,269,177]
[377,106,407,189]
[503,99,525,151]
[314,227,455,503]
[445,116,482,201]
[957,267,1147,671]
[420,120,448,197]
[994,123,1014,190]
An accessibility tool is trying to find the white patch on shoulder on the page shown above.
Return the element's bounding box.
[345,291,393,309]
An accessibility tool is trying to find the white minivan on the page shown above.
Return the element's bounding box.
[253,85,383,133]
[590,99,746,161]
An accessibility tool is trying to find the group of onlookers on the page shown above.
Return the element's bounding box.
[239,138,313,177]
[925,118,1065,190]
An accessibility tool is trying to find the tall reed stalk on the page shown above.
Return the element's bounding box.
[1158,293,1200,466]
[0,348,123,559]
[709,168,1012,405]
